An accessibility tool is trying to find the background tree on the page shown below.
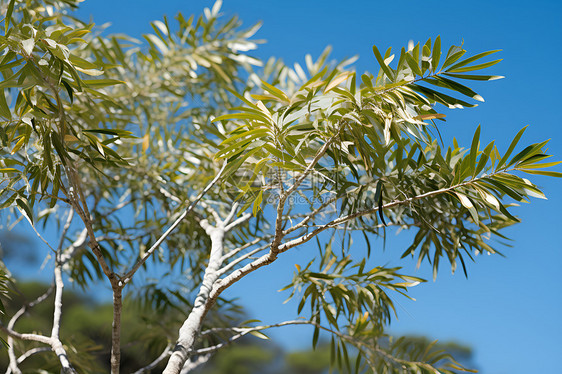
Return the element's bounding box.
[0,0,559,373]
[0,282,477,374]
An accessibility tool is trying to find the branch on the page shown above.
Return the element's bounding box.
[217,243,270,277]
[270,130,343,253]
[5,347,51,374]
[6,335,20,374]
[60,228,87,269]
[282,196,338,236]
[131,343,172,374]
[196,319,350,356]
[278,177,484,253]
[221,235,272,262]
[158,186,182,204]
[51,211,78,374]
[57,208,74,251]
[0,326,52,345]
[7,286,54,331]
[199,200,222,224]
[224,212,251,232]
[180,354,212,374]
[3,284,54,373]
[222,202,240,227]
[163,209,229,374]
[199,176,485,323]
[17,347,51,364]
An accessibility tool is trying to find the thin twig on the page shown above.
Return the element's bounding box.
[221,235,272,262]
[217,243,270,277]
[131,343,172,374]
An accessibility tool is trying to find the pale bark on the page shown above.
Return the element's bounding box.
[2,285,53,374]
[162,205,250,374]
[5,348,51,374]
[163,221,225,373]
[179,354,212,374]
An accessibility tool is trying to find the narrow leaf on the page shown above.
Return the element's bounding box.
[497,126,527,169]
[431,35,441,71]
[446,50,501,71]
[372,45,394,80]
[447,59,503,73]
[5,0,15,33]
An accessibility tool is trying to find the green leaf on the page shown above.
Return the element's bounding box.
[374,180,386,226]
[446,49,501,71]
[325,71,353,93]
[425,76,484,102]
[0,88,10,118]
[469,125,481,175]
[221,128,269,145]
[447,59,503,73]
[474,141,495,177]
[261,80,289,103]
[498,202,520,222]
[16,198,33,224]
[69,54,100,70]
[410,84,477,108]
[508,140,549,167]
[61,79,73,103]
[372,45,394,81]
[441,47,466,69]
[454,192,479,224]
[83,128,133,137]
[497,126,527,170]
[5,0,15,33]
[252,190,263,216]
[82,79,125,88]
[404,52,422,76]
[520,169,562,178]
[249,330,269,340]
[442,72,505,81]
[517,160,562,169]
[431,35,441,71]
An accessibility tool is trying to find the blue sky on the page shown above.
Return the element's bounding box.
[25,1,562,373]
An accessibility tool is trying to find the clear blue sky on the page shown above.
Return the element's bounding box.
[27,1,562,373]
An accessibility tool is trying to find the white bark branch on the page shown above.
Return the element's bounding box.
[0,326,52,345]
[180,354,212,374]
[4,285,54,374]
[282,196,338,236]
[222,202,239,226]
[60,228,88,268]
[163,201,239,374]
[16,347,51,364]
[221,235,272,262]
[217,243,270,277]
[6,335,21,374]
[224,212,251,232]
[51,210,78,374]
[5,347,51,374]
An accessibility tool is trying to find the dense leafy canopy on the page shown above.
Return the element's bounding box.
[0,0,559,373]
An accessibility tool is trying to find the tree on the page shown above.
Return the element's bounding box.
[0,281,477,373]
[0,0,560,373]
